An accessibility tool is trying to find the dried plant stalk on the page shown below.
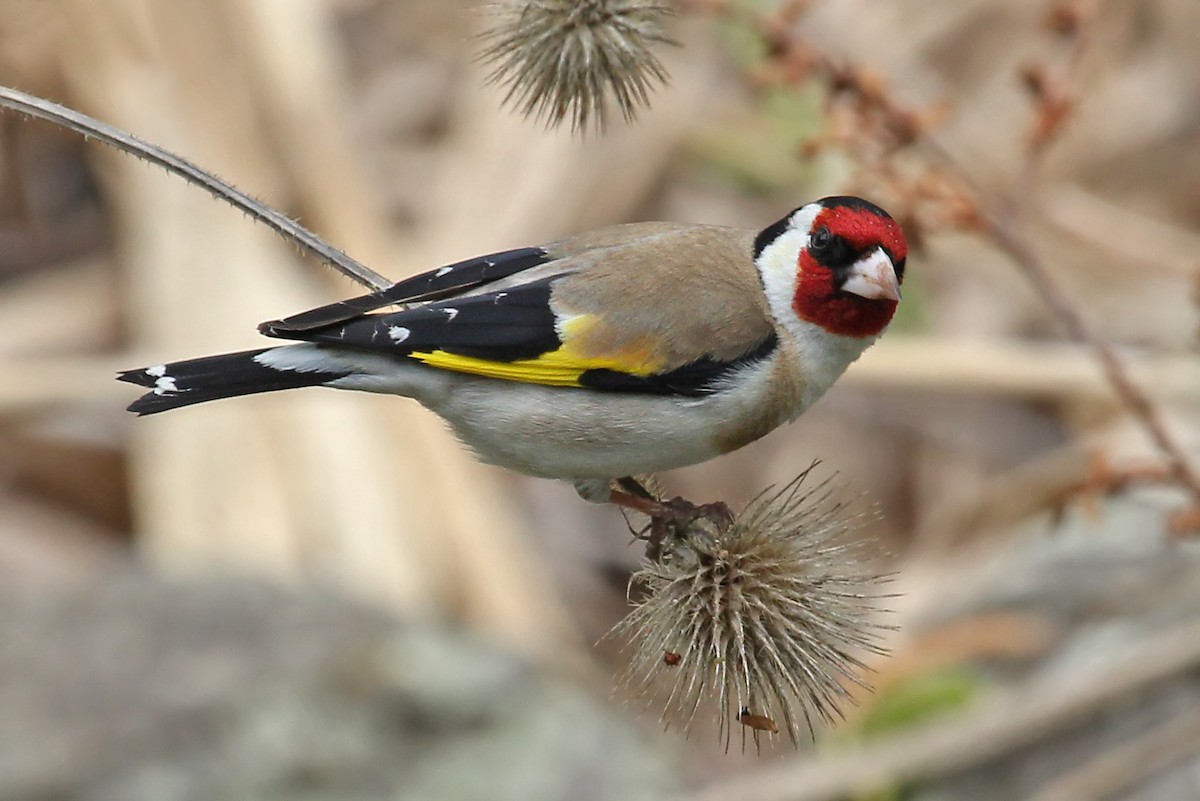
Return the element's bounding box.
[0,86,390,292]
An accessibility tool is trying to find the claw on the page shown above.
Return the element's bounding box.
[609,479,734,562]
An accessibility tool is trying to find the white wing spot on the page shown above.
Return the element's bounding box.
[441,307,459,321]
[492,292,508,305]
[388,325,411,343]
[145,364,167,377]
[434,266,453,277]
[153,376,179,395]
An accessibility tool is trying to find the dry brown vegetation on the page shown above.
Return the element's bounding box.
[1,1,1198,799]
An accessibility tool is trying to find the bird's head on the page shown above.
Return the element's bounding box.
[754,196,907,342]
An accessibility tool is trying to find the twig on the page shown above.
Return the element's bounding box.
[982,212,1200,499]
[0,85,392,292]
[967,1,1200,503]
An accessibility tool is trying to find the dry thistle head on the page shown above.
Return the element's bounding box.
[477,0,675,133]
[611,468,891,750]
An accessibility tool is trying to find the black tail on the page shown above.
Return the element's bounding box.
[118,347,350,416]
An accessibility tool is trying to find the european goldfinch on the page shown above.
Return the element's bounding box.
[120,196,906,505]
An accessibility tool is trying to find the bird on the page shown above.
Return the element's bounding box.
[119,195,906,511]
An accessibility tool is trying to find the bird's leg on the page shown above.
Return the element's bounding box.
[609,478,676,561]
[609,476,664,513]
[609,477,735,562]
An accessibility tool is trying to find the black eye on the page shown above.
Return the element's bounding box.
[810,226,832,251]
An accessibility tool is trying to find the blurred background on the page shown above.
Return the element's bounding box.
[1,0,1198,799]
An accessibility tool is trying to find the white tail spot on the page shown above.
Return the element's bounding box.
[153,376,179,395]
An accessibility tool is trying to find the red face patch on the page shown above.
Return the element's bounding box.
[792,204,906,338]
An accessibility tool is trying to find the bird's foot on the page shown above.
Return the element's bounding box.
[609,477,733,562]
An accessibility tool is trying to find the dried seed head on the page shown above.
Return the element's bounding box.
[611,468,892,750]
[477,0,675,133]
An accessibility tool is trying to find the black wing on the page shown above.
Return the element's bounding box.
[260,246,552,335]
[264,278,563,363]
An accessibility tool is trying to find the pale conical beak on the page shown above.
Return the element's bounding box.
[841,248,902,302]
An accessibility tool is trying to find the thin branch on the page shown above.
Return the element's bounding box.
[979,209,1200,499]
[0,84,392,292]
[955,0,1200,503]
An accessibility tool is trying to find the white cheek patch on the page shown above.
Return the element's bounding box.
[756,228,803,320]
[756,203,821,337]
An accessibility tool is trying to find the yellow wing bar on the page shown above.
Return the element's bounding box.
[407,315,668,387]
